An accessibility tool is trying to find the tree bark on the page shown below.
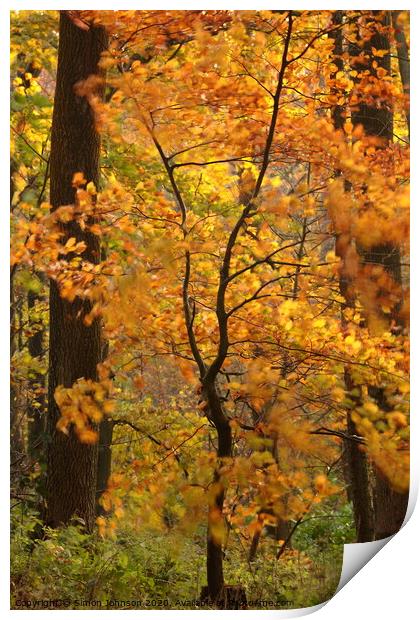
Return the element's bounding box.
[203,381,232,604]
[349,10,408,539]
[392,11,410,138]
[95,418,114,516]
[248,430,291,561]
[344,375,374,541]
[10,162,24,466]
[27,287,46,462]
[330,11,374,542]
[45,12,106,532]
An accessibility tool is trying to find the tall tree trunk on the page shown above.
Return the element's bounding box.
[10,162,24,466]
[248,427,291,562]
[349,10,408,539]
[344,373,374,541]
[10,280,19,462]
[95,418,114,516]
[27,287,46,461]
[391,11,410,139]
[95,325,113,515]
[330,10,374,542]
[202,381,232,604]
[45,12,106,532]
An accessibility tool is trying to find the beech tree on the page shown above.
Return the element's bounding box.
[348,10,408,540]
[329,10,374,543]
[11,9,409,610]
[45,11,107,531]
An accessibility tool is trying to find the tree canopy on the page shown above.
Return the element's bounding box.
[11,9,409,610]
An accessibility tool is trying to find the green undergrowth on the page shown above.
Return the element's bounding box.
[11,507,351,610]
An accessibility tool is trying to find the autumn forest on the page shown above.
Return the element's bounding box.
[10,9,409,610]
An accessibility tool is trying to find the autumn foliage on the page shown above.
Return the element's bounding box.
[11,9,409,610]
